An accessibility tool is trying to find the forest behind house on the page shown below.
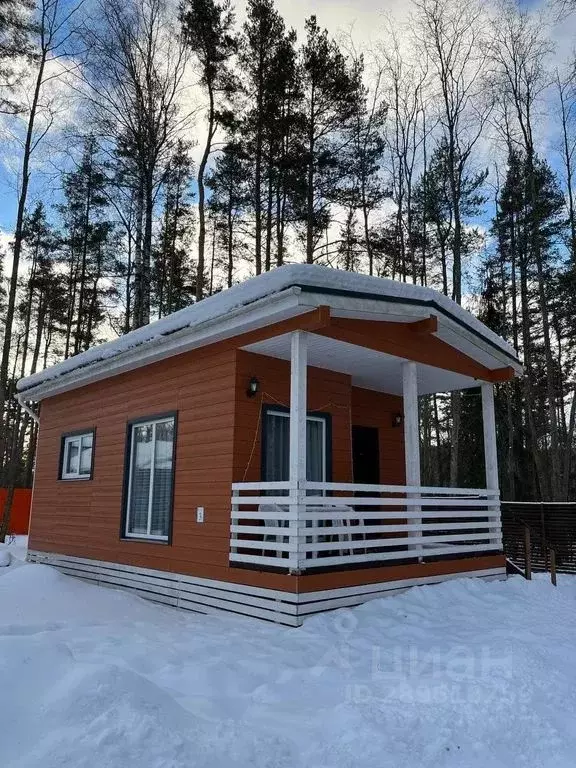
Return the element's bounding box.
[1,0,576,539]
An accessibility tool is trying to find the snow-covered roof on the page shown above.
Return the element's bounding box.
[17,264,520,400]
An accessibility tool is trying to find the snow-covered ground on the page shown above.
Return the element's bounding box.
[1,541,575,768]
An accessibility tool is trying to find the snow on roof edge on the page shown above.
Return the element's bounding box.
[17,264,518,394]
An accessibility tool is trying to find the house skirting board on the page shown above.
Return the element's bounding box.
[27,550,506,627]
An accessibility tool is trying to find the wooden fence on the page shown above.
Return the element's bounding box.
[501,502,576,574]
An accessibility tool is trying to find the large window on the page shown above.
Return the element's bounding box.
[60,431,95,480]
[124,414,176,541]
[262,408,330,485]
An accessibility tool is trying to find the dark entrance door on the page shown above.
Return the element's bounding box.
[352,426,380,485]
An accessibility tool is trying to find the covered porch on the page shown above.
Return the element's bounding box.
[230,309,514,576]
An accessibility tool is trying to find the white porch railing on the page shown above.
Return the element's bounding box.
[230,481,502,572]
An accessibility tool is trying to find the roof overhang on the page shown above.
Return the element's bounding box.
[243,333,487,396]
[17,266,522,403]
[296,289,521,375]
[18,287,307,401]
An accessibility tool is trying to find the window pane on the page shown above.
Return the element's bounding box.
[263,413,290,483]
[79,435,93,475]
[306,420,325,482]
[66,439,80,475]
[150,420,174,537]
[263,413,327,487]
[127,424,153,535]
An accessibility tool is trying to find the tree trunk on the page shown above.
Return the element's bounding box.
[306,89,316,264]
[74,169,93,352]
[0,48,47,459]
[449,391,461,488]
[264,157,273,272]
[196,83,215,302]
[227,188,234,288]
[132,174,145,328]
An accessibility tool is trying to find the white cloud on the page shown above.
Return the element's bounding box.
[4,0,576,238]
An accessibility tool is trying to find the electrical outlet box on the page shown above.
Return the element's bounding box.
[196,507,205,523]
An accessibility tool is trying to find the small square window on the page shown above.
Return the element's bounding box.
[60,431,95,480]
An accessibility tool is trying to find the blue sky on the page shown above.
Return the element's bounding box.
[0,0,573,248]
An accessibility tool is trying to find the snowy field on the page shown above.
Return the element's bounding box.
[1,541,575,768]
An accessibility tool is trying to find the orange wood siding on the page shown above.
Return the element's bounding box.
[297,554,507,592]
[234,350,353,484]
[319,317,514,382]
[29,345,296,591]
[350,386,405,485]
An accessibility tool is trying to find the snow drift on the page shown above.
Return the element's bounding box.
[0,551,575,768]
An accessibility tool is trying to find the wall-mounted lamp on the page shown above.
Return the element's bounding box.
[392,412,403,428]
[247,376,260,398]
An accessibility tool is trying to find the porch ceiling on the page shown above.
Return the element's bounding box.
[242,332,479,396]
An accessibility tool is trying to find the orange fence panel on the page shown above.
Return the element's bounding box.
[0,488,32,535]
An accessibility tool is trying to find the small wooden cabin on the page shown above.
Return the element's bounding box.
[18,265,522,625]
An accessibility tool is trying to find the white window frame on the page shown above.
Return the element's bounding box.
[124,415,175,542]
[264,409,328,484]
[61,432,94,480]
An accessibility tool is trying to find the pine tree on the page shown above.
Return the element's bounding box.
[15,203,66,486]
[413,137,487,296]
[236,0,295,273]
[298,16,362,264]
[152,140,196,316]
[18,203,58,379]
[0,200,65,509]
[0,0,84,489]
[0,246,6,316]
[180,0,236,300]
[270,30,305,267]
[207,141,249,287]
[337,206,363,272]
[492,149,567,499]
[345,71,387,275]
[59,137,118,356]
[0,0,33,114]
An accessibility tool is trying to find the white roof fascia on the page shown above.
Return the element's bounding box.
[435,322,523,375]
[20,287,304,402]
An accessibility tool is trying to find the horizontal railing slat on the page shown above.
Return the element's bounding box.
[231,522,501,536]
[299,543,499,568]
[230,543,499,569]
[231,481,293,491]
[233,496,495,507]
[302,482,499,496]
[232,481,499,496]
[230,481,502,572]
[232,508,496,521]
[300,533,500,552]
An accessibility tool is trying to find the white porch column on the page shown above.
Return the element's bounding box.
[289,331,308,572]
[481,382,501,547]
[402,362,421,488]
[402,361,421,554]
[481,383,499,492]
